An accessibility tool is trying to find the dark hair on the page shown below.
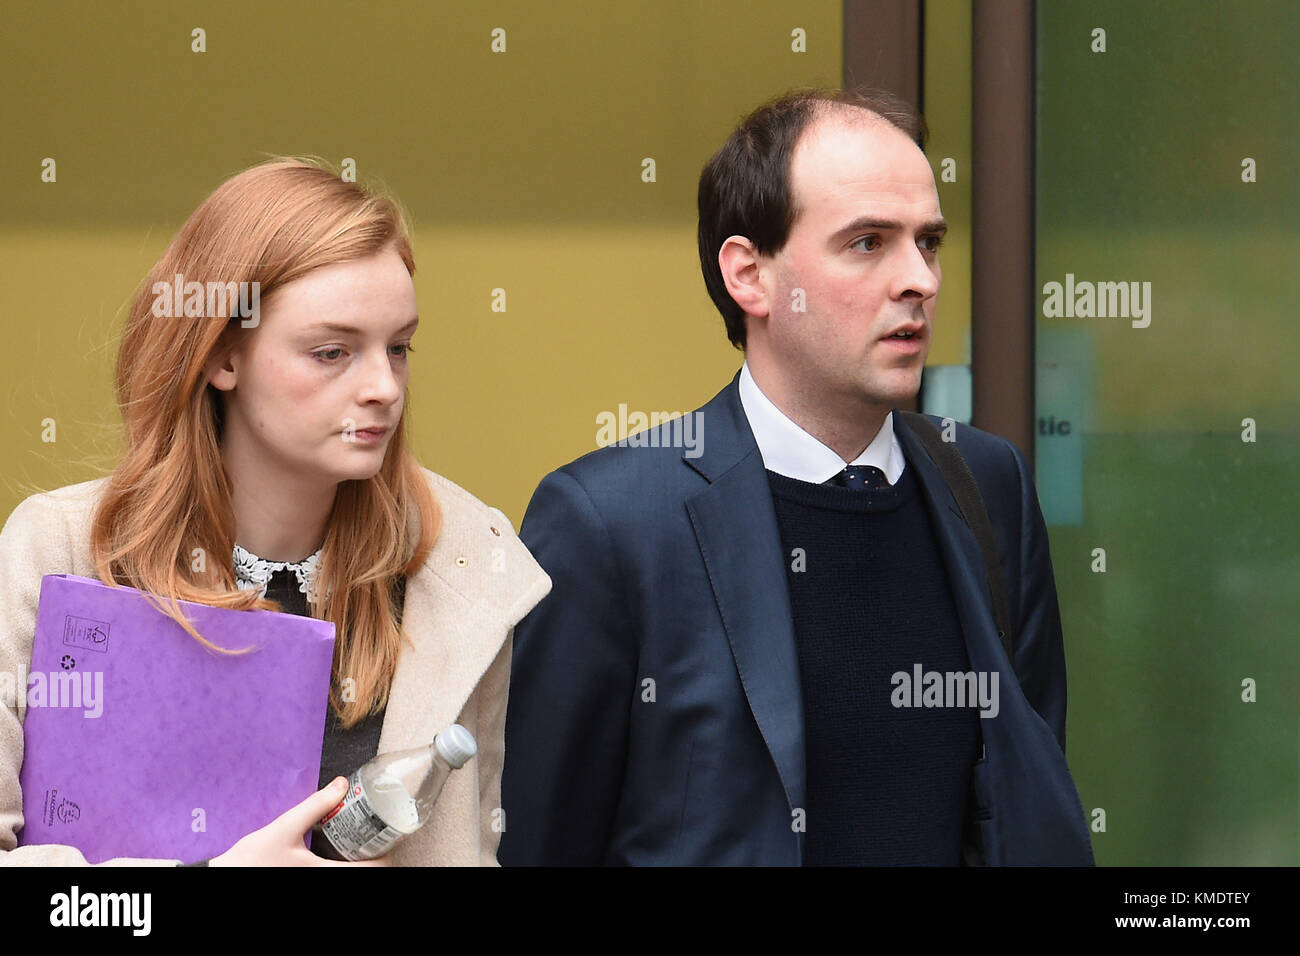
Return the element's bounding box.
[697,88,928,349]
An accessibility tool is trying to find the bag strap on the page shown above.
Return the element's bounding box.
[897,411,1015,666]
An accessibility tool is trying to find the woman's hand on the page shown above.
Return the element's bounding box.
[209,777,393,866]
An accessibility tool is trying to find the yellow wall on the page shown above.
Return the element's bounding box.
[1,1,964,527]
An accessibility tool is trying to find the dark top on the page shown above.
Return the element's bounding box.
[767,463,981,865]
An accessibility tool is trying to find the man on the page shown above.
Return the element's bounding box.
[499,89,1094,865]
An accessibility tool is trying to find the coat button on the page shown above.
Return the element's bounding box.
[455,556,468,568]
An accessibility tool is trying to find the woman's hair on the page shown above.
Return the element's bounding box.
[90,157,441,728]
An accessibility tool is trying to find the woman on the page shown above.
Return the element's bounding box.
[0,158,550,866]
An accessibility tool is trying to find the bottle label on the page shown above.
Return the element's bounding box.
[318,772,405,861]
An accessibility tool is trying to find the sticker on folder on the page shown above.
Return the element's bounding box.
[18,574,336,863]
[62,614,110,653]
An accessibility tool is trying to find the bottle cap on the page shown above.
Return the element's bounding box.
[434,724,477,768]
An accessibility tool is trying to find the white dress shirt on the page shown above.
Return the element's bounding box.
[737,361,905,485]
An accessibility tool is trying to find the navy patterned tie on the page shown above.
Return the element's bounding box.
[826,465,890,490]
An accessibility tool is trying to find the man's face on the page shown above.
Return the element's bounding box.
[757,112,944,414]
[215,244,418,485]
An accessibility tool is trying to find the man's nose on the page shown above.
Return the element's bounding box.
[894,243,940,300]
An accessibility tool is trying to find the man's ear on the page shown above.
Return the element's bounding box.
[205,331,239,393]
[718,236,771,320]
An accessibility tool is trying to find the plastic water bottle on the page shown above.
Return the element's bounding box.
[313,723,477,861]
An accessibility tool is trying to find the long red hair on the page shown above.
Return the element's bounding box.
[90,158,440,728]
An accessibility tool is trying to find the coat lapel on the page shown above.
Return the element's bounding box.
[374,516,526,867]
[376,562,508,757]
[684,375,806,817]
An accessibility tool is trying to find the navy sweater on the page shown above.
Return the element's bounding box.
[767,462,981,865]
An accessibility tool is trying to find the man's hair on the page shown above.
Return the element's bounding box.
[697,87,929,350]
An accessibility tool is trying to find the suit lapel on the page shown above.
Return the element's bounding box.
[684,376,806,817]
[893,417,1009,678]
[683,385,1010,816]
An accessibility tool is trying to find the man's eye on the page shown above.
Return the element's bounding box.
[851,235,882,252]
[920,235,945,253]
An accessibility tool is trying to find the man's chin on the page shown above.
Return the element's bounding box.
[862,374,922,409]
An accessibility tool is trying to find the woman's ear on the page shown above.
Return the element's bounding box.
[205,332,239,392]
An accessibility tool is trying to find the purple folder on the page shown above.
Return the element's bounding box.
[17,573,336,863]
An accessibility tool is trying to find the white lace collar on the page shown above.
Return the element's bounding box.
[233,542,328,605]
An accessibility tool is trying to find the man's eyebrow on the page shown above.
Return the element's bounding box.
[836,216,948,237]
[300,317,419,336]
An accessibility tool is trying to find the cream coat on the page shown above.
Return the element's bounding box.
[0,469,550,866]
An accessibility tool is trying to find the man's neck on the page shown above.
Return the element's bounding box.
[745,356,891,465]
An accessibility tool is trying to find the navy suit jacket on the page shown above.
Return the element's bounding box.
[499,373,1094,865]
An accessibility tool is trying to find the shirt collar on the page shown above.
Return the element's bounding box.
[232,543,328,605]
[737,360,905,485]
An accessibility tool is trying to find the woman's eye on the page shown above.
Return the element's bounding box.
[851,235,881,252]
[314,344,414,363]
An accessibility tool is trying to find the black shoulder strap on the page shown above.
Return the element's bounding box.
[897,411,1015,667]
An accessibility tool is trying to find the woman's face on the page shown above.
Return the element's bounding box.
[209,244,418,486]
